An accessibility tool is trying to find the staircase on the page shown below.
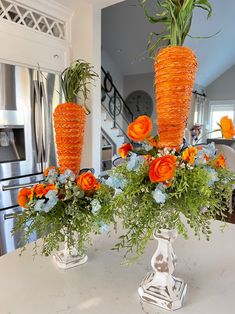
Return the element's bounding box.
[101,66,134,173]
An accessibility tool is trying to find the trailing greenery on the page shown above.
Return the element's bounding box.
[61,59,98,112]
[140,0,212,56]
[106,156,235,262]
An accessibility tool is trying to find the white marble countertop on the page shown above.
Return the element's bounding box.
[0,221,235,314]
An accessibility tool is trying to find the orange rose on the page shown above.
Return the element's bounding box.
[220,116,235,139]
[18,188,32,208]
[34,184,46,198]
[127,115,152,142]
[149,155,177,183]
[182,147,198,165]
[118,143,133,159]
[44,184,57,195]
[76,172,100,192]
[214,154,226,168]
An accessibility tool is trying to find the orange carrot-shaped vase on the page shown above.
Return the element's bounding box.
[155,46,197,149]
[53,60,98,174]
[140,0,212,149]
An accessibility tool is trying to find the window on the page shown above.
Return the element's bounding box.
[209,101,235,138]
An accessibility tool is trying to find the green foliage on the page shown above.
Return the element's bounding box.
[61,59,98,112]
[140,0,213,56]
[13,184,115,256]
[108,162,235,261]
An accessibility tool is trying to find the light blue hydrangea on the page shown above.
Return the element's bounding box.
[114,188,123,195]
[207,167,219,187]
[35,190,58,213]
[58,169,75,184]
[35,199,47,212]
[152,187,168,204]
[47,169,58,183]
[45,190,57,199]
[100,223,109,233]
[142,142,152,151]
[91,199,101,214]
[105,176,127,190]
[156,183,167,192]
[127,153,145,172]
[195,142,216,165]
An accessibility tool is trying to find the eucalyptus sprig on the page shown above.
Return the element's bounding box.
[61,59,99,114]
[140,0,212,56]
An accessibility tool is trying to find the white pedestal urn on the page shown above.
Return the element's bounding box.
[53,232,88,270]
[138,229,187,311]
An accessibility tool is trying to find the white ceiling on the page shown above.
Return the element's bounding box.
[102,0,235,87]
[53,0,125,10]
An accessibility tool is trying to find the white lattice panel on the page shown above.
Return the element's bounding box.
[0,0,65,39]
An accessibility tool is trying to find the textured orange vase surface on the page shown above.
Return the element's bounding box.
[155,46,198,149]
[53,103,85,174]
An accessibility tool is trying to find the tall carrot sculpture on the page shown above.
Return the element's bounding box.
[54,60,98,173]
[141,0,212,149]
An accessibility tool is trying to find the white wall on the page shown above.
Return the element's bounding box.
[70,2,101,174]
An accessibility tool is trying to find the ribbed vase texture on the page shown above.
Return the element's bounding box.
[155,46,198,149]
[53,103,85,174]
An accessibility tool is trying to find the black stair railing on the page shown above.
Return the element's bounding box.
[101,66,134,142]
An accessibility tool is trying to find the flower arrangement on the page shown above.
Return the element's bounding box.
[15,167,113,256]
[107,115,235,260]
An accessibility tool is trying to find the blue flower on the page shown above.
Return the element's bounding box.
[127,153,145,172]
[91,199,101,214]
[142,143,152,151]
[114,188,123,195]
[35,190,58,213]
[195,143,216,165]
[100,223,109,233]
[35,199,46,212]
[45,190,57,199]
[105,176,127,190]
[152,187,167,204]
[156,183,167,192]
[58,169,75,183]
[206,167,219,187]
[47,169,58,183]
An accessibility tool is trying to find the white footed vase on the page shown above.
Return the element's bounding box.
[53,232,88,270]
[138,229,187,311]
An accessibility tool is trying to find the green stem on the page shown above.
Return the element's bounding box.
[195,128,220,144]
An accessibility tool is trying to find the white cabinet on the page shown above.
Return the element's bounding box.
[0,0,71,72]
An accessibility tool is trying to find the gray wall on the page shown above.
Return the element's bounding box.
[206,64,235,101]
[101,48,124,96]
[123,72,156,132]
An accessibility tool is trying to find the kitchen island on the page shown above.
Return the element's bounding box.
[0,221,234,314]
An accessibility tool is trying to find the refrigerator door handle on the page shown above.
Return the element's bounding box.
[41,81,50,165]
[33,80,43,164]
[4,212,22,220]
[2,181,41,191]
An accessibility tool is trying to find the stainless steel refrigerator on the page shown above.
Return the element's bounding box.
[0,62,62,255]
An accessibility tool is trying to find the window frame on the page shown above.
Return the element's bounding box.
[209,100,235,138]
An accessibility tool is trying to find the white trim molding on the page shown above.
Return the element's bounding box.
[14,0,73,21]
